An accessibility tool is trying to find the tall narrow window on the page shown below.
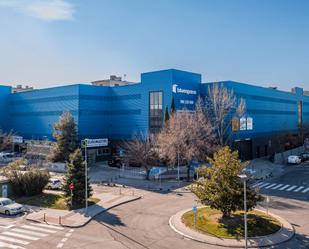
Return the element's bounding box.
[298,101,302,127]
[149,91,163,133]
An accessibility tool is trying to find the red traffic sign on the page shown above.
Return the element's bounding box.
[69,183,75,190]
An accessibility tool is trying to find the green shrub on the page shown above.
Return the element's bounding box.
[4,162,49,197]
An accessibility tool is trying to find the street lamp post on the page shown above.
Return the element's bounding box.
[85,141,88,213]
[177,144,180,186]
[82,139,89,214]
[238,174,248,249]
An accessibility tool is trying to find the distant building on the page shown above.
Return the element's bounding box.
[91,75,135,87]
[12,85,33,93]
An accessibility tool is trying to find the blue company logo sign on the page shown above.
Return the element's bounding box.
[172,84,197,95]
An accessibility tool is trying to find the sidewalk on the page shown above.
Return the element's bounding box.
[169,207,295,248]
[26,192,141,228]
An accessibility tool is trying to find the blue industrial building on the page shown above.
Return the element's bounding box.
[0,69,308,160]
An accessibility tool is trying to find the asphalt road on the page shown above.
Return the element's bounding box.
[65,191,309,249]
[1,164,309,249]
[253,162,309,201]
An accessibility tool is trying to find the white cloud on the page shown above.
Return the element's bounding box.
[0,0,75,21]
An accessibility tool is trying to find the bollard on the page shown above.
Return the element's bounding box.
[43,213,46,222]
[132,190,134,196]
[59,216,62,225]
[119,188,122,195]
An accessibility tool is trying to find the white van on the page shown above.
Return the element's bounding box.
[46,178,62,190]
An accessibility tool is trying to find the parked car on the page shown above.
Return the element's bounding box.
[0,198,24,216]
[108,156,122,168]
[300,152,309,162]
[287,155,301,165]
[0,152,14,163]
[46,178,62,190]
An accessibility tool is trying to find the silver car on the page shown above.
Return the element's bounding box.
[0,198,24,215]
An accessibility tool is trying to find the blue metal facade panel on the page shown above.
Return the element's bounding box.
[9,85,79,140]
[78,84,111,139]
[0,69,308,144]
[200,81,309,140]
[0,86,11,131]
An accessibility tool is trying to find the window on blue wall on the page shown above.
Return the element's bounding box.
[149,91,163,133]
[298,101,302,127]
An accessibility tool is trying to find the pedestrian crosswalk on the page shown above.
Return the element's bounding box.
[252,181,309,194]
[0,222,64,249]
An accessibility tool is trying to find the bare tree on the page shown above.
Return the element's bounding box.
[157,98,218,179]
[123,133,158,180]
[205,83,246,146]
[0,130,13,151]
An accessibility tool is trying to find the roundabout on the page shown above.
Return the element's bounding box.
[169,207,295,248]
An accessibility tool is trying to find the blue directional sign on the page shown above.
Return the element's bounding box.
[192,206,197,213]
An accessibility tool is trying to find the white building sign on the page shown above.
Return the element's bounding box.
[246,117,253,130]
[172,84,197,95]
[240,117,247,130]
[85,138,108,148]
[12,136,23,144]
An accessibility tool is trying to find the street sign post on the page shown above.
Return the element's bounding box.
[11,136,23,153]
[192,206,197,227]
[82,138,108,213]
[83,138,108,148]
[69,183,74,208]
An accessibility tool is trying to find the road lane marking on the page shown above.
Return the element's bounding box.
[286,185,297,191]
[294,186,304,192]
[0,241,25,249]
[0,235,29,245]
[2,231,39,241]
[265,183,277,189]
[56,243,64,248]
[279,184,290,190]
[30,223,64,230]
[11,228,47,237]
[272,184,283,190]
[252,182,264,188]
[65,232,72,237]
[302,187,309,193]
[61,238,68,243]
[21,225,57,233]
[259,183,270,188]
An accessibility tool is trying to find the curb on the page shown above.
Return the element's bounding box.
[169,207,295,248]
[26,196,142,228]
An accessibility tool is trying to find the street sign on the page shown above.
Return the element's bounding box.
[69,183,75,190]
[84,138,108,148]
[12,136,23,144]
[192,206,197,213]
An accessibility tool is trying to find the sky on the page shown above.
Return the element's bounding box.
[0,0,309,91]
